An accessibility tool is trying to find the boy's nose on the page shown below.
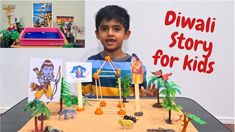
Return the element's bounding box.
[107,29,114,35]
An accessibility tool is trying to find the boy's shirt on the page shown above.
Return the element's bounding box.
[82,52,147,97]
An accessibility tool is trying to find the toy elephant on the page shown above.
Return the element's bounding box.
[58,109,76,120]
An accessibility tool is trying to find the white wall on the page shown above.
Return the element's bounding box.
[0,0,234,124]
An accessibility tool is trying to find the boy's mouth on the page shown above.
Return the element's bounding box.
[105,38,116,45]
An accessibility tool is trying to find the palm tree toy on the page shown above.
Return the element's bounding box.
[116,74,131,103]
[176,113,206,132]
[148,70,165,108]
[156,70,182,124]
[24,99,50,132]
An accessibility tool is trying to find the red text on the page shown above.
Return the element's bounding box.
[165,10,216,33]
[169,31,213,58]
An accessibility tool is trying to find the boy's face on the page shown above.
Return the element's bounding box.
[95,19,130,52]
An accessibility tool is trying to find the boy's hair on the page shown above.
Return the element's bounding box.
[95,5,130,31]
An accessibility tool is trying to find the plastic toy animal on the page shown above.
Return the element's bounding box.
[123,115,137,123]
[44,125,63,132]
[58,109,76,120]
[118,119,134,129]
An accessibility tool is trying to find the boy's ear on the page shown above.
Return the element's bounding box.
[95,30,100,40]
[124,31,131,40]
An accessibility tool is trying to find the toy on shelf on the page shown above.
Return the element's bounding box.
[158,70,182,124]
[24,99,50,132]
[58,109,76,120]
[131,53,144,116]
[0,27,19,48]
[19,27,65,46]
[176,113,206,132]
[3,5,15,27]
[93,56,126,115]
[15,17,24,33]
[116,74,131,103]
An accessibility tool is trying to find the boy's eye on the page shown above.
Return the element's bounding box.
[100,27,108,31]
[114,27,121,32]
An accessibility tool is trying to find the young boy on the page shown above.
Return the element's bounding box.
[83,5,146,97]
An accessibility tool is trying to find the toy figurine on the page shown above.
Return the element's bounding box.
[118,119,134,129]
[123,115,137,123]
[63,19,75,43]
[131,53,144,84]
[44,125,63,132]
[58,109,76,120]
[131,53,144,116]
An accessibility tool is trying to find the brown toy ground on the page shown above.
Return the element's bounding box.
[19,99,198,132]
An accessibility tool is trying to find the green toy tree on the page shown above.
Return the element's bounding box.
[151,70,183,124]
[63,43,76,48]
[60,77,92,111]
[161,80,182,124]
[116,74,131,103]
[176,113,207,132]
[0,29,19,47]
[60,77,78,111]
[24,99,50,132]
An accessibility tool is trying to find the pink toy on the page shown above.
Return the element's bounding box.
[20,27,65,46]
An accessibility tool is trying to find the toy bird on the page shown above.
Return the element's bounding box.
[151,70,172,81]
